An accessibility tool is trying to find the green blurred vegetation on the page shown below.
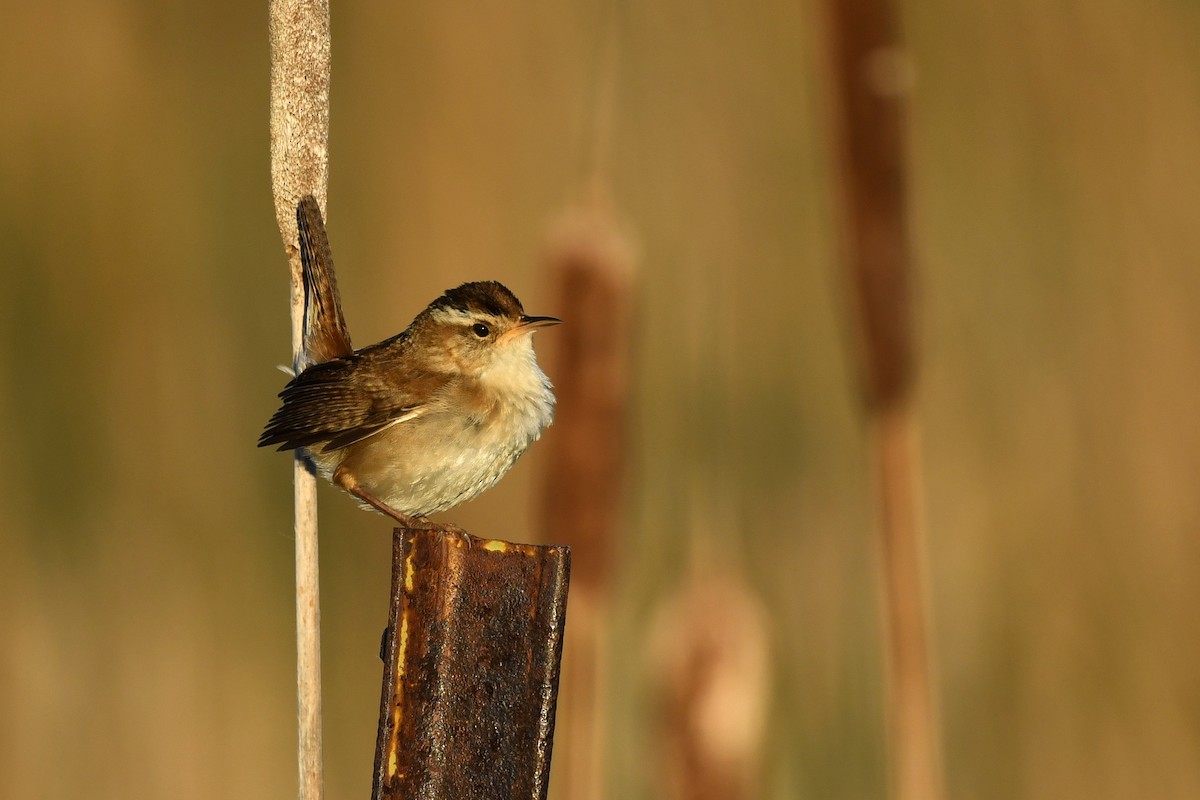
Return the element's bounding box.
[1,0,1198,797]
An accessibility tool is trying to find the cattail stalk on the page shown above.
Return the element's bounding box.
[268,1,331,796]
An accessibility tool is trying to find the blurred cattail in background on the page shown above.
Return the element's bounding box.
[538,192,636,800]
[648,523,771,800]
[822,0,942,798]
[536,5,638,794]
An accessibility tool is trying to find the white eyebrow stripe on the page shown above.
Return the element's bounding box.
[434,308,477,324]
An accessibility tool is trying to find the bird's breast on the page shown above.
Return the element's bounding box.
[332,363,554,517]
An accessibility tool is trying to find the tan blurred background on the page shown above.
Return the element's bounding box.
[2,0,1199,797]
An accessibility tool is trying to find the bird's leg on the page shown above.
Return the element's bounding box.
[333,466,431,530]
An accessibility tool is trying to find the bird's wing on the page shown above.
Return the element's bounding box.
[258,354,433,453]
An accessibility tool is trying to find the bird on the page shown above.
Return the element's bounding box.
[259,196,560,528]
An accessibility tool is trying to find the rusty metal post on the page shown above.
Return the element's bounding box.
[372,527,571,800]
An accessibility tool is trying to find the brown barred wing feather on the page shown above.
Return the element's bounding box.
[258,356,426,453]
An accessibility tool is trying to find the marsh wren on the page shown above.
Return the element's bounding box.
[259,196,560,527]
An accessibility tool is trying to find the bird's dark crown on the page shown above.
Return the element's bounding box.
[429,281,525,320]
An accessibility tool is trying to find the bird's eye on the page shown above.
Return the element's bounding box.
[471,323,491,338]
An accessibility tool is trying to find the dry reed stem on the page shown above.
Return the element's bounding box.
[268,1,330,797]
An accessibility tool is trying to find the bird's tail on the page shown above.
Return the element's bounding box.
[296,195,353,369]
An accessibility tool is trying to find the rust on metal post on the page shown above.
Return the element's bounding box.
[372,526,571,800]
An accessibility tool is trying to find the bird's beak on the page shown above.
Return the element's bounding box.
[502,315,561,343]
[518,315,562,329]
